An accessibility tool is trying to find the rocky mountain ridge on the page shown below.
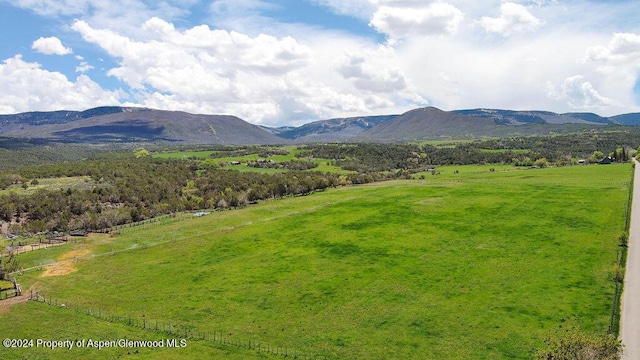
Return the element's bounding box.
[1,106,639,144]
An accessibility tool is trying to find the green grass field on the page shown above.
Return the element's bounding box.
[0,176,97,196]
[0,164,631,359]
[153,150,220,159]
[0,301,269,360]
[152,146,306,161]
[155,147,351,174]
[479,148,530,154]
[0,280,12,290]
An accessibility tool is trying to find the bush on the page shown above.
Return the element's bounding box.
[0,255,20,280]
[535,327,622,360]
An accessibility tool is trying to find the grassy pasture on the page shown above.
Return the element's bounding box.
[153,146,305,161]
[153,150,216,159]
[0,176,97,196]
[0,280,13,290]
[415,139,476,147]
[154,147,350,174]
[479,148,530,154]
[0,302,265,360]
[1,164,631,359]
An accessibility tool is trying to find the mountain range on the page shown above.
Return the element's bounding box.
[2,106,640,145]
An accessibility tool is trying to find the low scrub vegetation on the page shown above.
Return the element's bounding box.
[535,327,622,360]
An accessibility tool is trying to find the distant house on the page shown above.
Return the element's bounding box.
[599,157,612,164]
[230,161,241,165]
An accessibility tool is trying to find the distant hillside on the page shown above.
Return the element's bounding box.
[259,125,296,135]
[0,107,283,145]
[362,107,618,141]
[453,109,611,125]
[561,112,611,124]
[0,106,128,127]
[362,107,498,141]
[1,105,640,145]
[275,115,397,142]
[610,113,640,126]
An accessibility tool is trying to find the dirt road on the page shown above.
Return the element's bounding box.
[622,161,640,358]
[0,283,35,315]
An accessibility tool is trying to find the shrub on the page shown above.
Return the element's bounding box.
[535,327,622,360]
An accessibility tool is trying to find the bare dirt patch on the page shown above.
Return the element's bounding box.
[41,249,92,278]
[41,263,77,277]
[58,249,92,261]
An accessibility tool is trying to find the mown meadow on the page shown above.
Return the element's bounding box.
[0,163,632,359]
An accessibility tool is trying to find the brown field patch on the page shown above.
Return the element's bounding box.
[41,249,92,278]
[41,263,77,277]
[58,249,92,261]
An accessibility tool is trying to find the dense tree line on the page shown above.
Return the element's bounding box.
[298,143,525,170]
[3,129,640,235]
[247,159,319,170]
[0,152,402,235]
[475,130,640,162]
[299,130,640,171]
[297,143,426,172]
[0,156,192,233]
[193,170,338,208]
[0,137,143,171]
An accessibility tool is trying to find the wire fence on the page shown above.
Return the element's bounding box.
[1,212,194,258]
[96,212,209,234]
[0,288,19,299]
[607,165,634,335]
[28,291,334,360]
[0,277,21,300]
[609,247,626,335]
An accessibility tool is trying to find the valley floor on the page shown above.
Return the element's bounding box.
[0,164,632,359]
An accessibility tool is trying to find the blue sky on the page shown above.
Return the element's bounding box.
[1,0,640,126]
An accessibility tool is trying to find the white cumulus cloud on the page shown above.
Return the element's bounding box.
[586,32,640,65]
[337,53,405,93]
[0,55,122,113]
[31,36,72,55]
[479,2,542,36]
[73,17,313,85]
[370,3,465,40]
[6,0,640,121]
[546,75,614,110]
[69,17,425,125]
